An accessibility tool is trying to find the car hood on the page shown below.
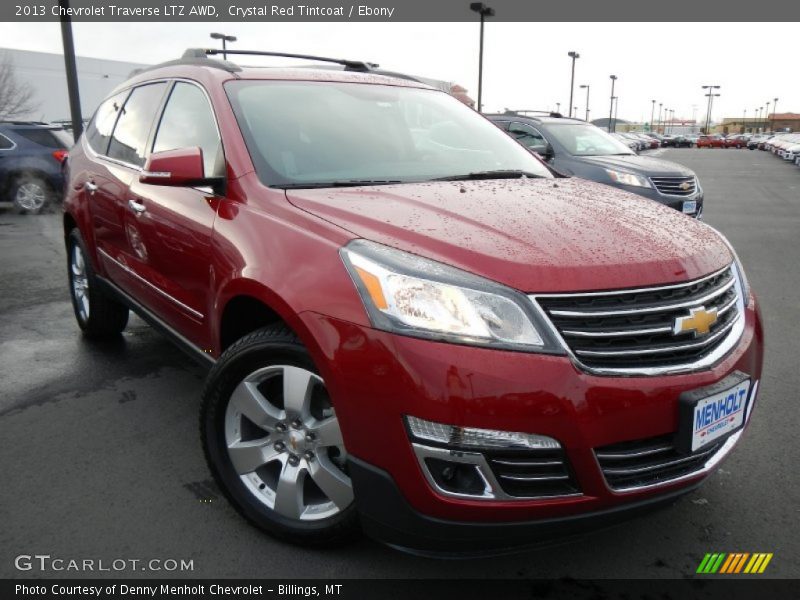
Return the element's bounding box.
[286,178,731,293]
[577,154,695,176]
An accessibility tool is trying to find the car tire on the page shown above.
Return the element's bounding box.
[67,228,130,338]
[11,176,51,214]
[201,324,359,547]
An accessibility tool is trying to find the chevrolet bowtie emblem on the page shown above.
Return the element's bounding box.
[674,306,718,336]
[680,181,691,191]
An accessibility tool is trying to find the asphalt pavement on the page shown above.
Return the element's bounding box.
[1,148,798,579]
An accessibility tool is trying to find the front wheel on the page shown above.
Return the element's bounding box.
[201,325,359,546]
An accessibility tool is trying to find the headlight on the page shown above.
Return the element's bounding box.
[340,240,561,352]
[605,169,652,188]
[711,230,751,301]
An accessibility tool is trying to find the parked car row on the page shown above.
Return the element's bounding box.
[0,121,72,213]
[760,132,800,166]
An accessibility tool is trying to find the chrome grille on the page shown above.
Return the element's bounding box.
[534,265,744,374]
[485,449,579,498]
[595,434,724,491]
[650,175,697,196]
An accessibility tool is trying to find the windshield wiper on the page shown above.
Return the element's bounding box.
[431,170,545,182]
[278,180,403,189]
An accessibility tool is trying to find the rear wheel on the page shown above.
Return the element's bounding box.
[201,325,358,546]
[12,176,50,214]
[67,229,129,338]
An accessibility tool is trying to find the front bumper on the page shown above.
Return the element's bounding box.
[612,182,704,218]
[299,294,763,551]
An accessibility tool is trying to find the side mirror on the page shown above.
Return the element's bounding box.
[140,147,222,188]
[530,144,554,160]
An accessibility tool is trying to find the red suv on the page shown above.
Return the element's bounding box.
[63,50,764,554]
[696,134,725,148]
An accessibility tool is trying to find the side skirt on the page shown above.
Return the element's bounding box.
[95,276,216,369]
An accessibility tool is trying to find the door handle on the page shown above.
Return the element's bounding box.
[128,199,146,215]
[84,181,98,194]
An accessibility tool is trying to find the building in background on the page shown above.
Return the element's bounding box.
[716,113,798,134]
[1,48,145,122]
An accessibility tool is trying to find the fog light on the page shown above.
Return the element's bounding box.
[406,415,561,450]
[424,458,486,495]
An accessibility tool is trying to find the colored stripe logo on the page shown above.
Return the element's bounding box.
[696,552,773,574]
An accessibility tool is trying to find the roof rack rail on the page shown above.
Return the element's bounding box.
[127,49,242,78]
[504,109,564,118]
[203,48,378,72]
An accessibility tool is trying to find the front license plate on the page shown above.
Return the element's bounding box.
[682,200,697,214]
[676,372,751,454]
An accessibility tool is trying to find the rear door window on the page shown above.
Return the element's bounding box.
[107,83,168,167]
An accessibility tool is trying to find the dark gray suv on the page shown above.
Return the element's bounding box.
[487,112,704,218]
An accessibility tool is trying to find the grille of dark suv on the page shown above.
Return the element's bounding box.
[485,449,580,498]
[535,266,742,372]
[650,175,697,196]
[595,434,725,490]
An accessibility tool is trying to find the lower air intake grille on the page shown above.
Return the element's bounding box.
[485,449,579,498]
[595,434,724,491]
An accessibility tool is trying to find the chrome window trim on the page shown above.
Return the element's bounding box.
[97,248,204,321]
[528,263,746,377]
[411,443,582,502]
[0,132,17,151]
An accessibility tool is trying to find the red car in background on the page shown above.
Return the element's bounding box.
[724,134,750,149]
[697,135,725,148]
[61,49,764,554]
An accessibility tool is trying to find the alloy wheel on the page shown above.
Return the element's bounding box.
[16,182,47,212]
[224,365,353,521]
[70,244,90,322]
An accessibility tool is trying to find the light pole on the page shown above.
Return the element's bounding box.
[470,2,495,113]
[742,108,746,133]
[664,108,669,134]
[702,85,720,133]
[556,102,561,114]
[567,51,580,118]
[658,102,663,133]
[210,32,237,60]
[765,100,771,132]
[650,100,656,132]
[772,97,779,131]
[613,96,619,130]
[580,85,590,121]
[608,75,617,132]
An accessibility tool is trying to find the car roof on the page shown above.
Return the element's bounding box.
[484,112,587,125]
[116,49,434,95]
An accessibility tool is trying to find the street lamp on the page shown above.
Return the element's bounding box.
[567,51,580,118]
[608,75,617,132]
[772,97,779,131]
[658,102,663,133]
[742,108,747,134]
[701,85,720,134]
[469,2,495,113]
[650,100,656,132]
[613,96,619,131]
[210,32,237,60]
[765,100,771,132]
[580,85,590,121]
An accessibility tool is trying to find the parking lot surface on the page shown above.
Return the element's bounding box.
[1,148,798,579]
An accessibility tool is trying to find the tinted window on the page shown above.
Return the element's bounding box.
[14,128,67,149]
[226,81,552,187]
[546,123,635,156]
[107,83,167,167]
[152,82,223,177]
[86,91,128,155]
[0,133,13,150]
[508,122,547,149]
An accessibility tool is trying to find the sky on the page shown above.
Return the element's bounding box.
[0,21,797,123]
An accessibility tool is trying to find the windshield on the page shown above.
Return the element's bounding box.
[546,123,635,156]
[225,80,552,188]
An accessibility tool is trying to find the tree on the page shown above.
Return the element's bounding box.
[0,52,39,120]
